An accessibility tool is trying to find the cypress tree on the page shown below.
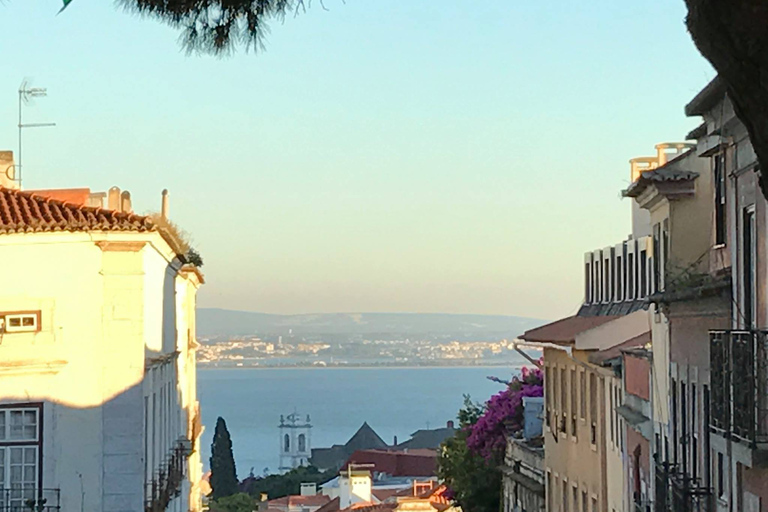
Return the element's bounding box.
[210,416,239,499]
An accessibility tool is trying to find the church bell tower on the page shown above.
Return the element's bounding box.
[279,412,312,472]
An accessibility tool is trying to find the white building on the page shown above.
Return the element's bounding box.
[279,413,312,472]
[0,158,204,512]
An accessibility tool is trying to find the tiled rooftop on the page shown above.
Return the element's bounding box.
[0,187,154,235]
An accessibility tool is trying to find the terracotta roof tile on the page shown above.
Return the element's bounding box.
[315,497,341,512]
[0,187,154,235]
[519,315,620,345]
[587,331,651,366]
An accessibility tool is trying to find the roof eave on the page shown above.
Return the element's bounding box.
[685,76,726,117]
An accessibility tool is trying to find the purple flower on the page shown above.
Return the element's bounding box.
[466,362,543,462]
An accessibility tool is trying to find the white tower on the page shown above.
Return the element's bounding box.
[279,413,312,472]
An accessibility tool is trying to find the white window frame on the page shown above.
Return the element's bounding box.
[0,406,42,511]
[1,313,39,334]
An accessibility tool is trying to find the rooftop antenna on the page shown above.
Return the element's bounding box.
[18,79,56,188]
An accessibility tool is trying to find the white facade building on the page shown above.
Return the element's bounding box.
[279,413,312,472]
[0,166,204,512]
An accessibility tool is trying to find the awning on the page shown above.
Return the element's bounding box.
[519,315,620,345]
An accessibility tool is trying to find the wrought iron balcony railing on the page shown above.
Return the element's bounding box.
[709,330,768,446]
[145,442,190,512]
[654,458,711,512]
[0,488,60,512]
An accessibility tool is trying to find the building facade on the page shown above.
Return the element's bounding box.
[685,77,768,512]
[0,170,203,512]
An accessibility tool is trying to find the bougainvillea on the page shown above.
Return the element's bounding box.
[466,362,543,462]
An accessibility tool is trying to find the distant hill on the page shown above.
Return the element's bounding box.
[196,308,547,339]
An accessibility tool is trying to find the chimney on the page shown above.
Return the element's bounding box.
[161,189,170,219]
[0,151,18,190]
[393,436,398,446]
[300,483,317,496]
[120,191,132,213]
[108,186,121,211]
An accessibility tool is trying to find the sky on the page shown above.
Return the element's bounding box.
[0,1,714,320]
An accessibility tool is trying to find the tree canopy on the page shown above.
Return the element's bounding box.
[117,0,315,55]
[211,417,240,500]
[438,364,543,512]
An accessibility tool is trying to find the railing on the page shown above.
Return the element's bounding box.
[654,458,711,512]
[709,330,768,445]
[145,443,190,512]
[0,488,60,512]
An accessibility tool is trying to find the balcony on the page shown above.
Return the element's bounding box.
[0,488,60,512]
[654,459,711,512]
[710,330,768,446]
[145,443,189,512]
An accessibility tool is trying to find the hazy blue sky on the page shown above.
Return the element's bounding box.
[1,1,713,320]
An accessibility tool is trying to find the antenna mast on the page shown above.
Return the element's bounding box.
[18,80,56,188]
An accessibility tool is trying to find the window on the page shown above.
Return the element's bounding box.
[570,368,577,436]
[662,219,669,291]
[284,434,290,453]
[639,250,647,298]
[562,479,568,512]
[628,253,635,300]
[743,206,756,328]
[582,490,587,512]
[592,496,598,512]
[553,368,559,430]
[298,434,306,452]
[580,371,586,420]
[609,383,614,446]
[589,372,597,444]
[572,485,578,512]
[604,258,610,302]
[717,452,724,498]
[610,252,616,301]
[704,385,711,488]
[616,255,623,301]
[692,383,698,480]
[671,379,678,464]
[0,407,41,511]
[547,472,553,512]
[585,263,591,303]
[561,368,567,433]
[681,382,688,473]
[546,366,552,427]
[2,313,39,333]
[714,153,726,246]
[653,223,660,294]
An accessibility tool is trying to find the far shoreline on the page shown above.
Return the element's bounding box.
[196,363,531,371]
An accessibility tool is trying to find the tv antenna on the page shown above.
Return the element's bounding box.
[18,79,56,188]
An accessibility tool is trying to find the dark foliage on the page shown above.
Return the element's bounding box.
[685,0,768,200]
[437,396,501,512]
[209,493,259,512]
[242,465,335,500]
[186,247,204,267]
[118,0,331,54]
[211,417,240,500]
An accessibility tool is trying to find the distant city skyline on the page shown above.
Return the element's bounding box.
[0,1,714,320]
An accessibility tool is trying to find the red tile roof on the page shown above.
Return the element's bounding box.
[371,489,399,502]
[343,450,437,477]
[268,495,332,508]
[315,497,341,512]
[519,315,620,345]
[588,331,651,366]
[340,503,396,512]
[0,187,153,235]
[24,188,91,206]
